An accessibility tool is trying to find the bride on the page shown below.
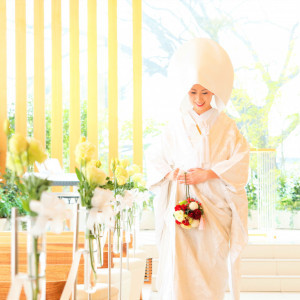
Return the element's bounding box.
[147,38,249,300]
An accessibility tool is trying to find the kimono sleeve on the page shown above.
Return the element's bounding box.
[211,123,250,193]
[146,126,174,188]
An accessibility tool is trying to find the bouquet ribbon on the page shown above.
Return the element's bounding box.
[29,192,72,236]
[87,188,115,231]
[86,205,114,231]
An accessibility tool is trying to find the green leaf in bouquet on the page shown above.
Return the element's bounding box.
[75,167,82,181]
[23,174,51,202]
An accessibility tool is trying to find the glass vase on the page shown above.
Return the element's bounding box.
[94,217,105,268]
[113,210,123,254]
[83,208,97,293]
[27,216,46,300]
[123,209,132,244]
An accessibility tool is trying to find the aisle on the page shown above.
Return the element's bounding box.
[142,284,300,300]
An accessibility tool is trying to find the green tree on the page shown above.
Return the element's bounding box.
[142,0,300,151]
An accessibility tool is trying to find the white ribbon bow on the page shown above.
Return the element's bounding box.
[29,192,72,236]
[86,188,115,230]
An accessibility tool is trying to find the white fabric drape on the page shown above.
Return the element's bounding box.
[147,109,249,300]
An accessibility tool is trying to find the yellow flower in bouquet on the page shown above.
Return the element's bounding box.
[120,158,130,169]
[6,152,25,176]
[86,165,108,186]
[128,164,140,176]
[27,138,47,164]
[174,210,185,222]
[88,159,102,168]
[115,166,129,186]
[180,223,192,229]
[115,166,128,178]
[75,141,96,166]
[191,219,200,228]
[9,133,28,155]
[110,158,120,172]
[116,176,127,186]
[132,173,143,183]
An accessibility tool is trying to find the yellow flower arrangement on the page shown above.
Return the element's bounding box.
[74,139,110,277]
[5,129,50,218]
[86,165,107,186]
[6,152,25,176]
[75,140,96,166]
[27,138,48,164]
[88,159,102,168]
[110,158,120,173]
[9,133,28,155]
[120,159,130,169]
[132,173,143,184]
[115,166,129,186]
[6,132,48,177]
[128,164,140,176]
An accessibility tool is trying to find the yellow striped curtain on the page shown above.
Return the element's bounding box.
[69,0,80,172]
[132,0,143,168]
[0,0,143,173]
[0,0,7,174]
[34,0,45,147]
[15,0,27,137]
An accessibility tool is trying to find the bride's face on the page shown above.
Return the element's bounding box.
[188,84,214,115]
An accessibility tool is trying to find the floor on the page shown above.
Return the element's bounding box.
[139,229,300,300]
[137,229,300,246]
[142,284,300,300]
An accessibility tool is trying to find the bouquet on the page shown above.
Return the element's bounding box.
[174,198,204,229]
[173,172,204,229]
[109,158,147,252]
[4,120,71,300]
[75,137,114,276]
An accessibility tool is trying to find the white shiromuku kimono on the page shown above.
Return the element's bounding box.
[147,108,250,300]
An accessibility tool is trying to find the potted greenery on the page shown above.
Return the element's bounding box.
[275,175,300,229]
[276,175,291,228]
[246,177,258,229]
[0,169,27,230]
[290,178,300,229]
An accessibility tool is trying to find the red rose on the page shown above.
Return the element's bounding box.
[175,205,181,211]
[175,220,181,225]
[188,212,194,218]
[181,204,188,211]
[182,219,190,226]
[193,209,202,220]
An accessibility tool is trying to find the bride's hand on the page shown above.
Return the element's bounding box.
[177,168,219,184]
[164,168,180,181]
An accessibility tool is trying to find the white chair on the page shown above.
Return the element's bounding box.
[36,158,64,174]
[36,158,80,204]
[96,268,131,300]
[77,283,119,300]
[113,257,146,300]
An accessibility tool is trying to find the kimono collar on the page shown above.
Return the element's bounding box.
[183,108,220,135]
[189,108,217,125]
